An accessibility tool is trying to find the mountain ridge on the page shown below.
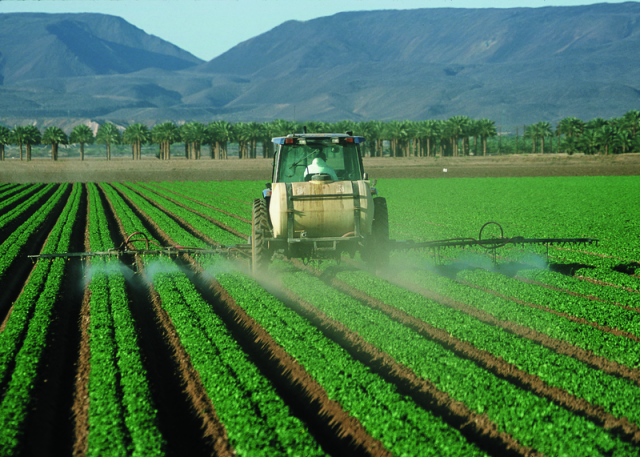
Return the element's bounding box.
[1,5,639,130]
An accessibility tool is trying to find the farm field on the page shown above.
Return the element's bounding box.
[0,175,639,456]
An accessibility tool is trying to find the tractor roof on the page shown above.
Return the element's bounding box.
[272,133,365,144]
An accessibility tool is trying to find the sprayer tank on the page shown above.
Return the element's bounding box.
[269,181,373,239]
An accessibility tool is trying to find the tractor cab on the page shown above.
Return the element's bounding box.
[271,133,366,183]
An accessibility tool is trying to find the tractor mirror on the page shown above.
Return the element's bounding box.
[265,183,272,189]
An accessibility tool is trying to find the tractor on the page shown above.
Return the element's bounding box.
[250,131,388,273]
[29,130,598,270]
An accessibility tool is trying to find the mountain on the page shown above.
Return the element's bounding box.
[1,5,639,130]
[0,13,202,84]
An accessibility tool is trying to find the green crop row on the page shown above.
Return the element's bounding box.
[147,258,323,456]
[209,259,486,456]
[458,269,640,337]
[273,263,636,456]
[329,268,640,429]
[111,183,208,249]
[379,176,640,271]
[518,268,640,309]
[124,183,243,246]
[0,184,35,212]
[100,183,159,247]
[0,183,55,231]
[168,181,254,217]
[85,183,164,456]
[575,267,640,292]
[107,182,322,454]
[192,180,265,205]
[400,267,640,369]
[0,183,81,456]
[142,182,251,235]
[0,184,69,283]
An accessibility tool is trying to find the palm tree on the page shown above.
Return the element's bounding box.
[448,116,470,157]
[96,122,121,160]
[413,120,440,157]
[243,122,264,158]
[152,122,180,160]
[612,130,632,154]
[556,117,584,139]
[206,120,233,159]
[476,119,497,156]
[621,110,640,137]
[12,126,28,161]
[577,129,600,155]
[23,126,41,162]
[536,121,553,154]
[357,120,384,157]
[179,122,207,160]
[0,125,11,161]
[559,135,579,156]
[42,126,68,161]
[595,125,616,155]
[123,123,151,160]
[524,124,537,153]
[69,124,94,161]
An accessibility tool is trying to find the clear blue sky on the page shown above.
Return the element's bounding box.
[1,1,635,61]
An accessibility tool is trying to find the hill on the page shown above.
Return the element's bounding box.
[1,4,639,129]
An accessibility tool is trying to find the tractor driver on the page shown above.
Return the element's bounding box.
[304,150,339,181]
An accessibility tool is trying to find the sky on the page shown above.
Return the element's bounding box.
[1,0,635,61]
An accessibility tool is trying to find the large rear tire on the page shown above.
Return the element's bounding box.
[363,197,389,266]
[252,199,271,275]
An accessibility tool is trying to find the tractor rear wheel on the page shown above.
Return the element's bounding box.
[252,198,271,275]
[364,197,389,266]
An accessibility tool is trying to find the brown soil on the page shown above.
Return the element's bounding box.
[2,153,639,183]
[135,183,249,239]
[106,184,234,457]
[267,262,538,457]
[309,263,640,444]
[146,182,251,223]
[120,183,223,246]
[114,183,391,455]
[459,280,640,343]
[386,275,640,386]
[516,276,640,313]
[72,191,92,457]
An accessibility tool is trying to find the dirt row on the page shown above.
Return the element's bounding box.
[114,177,640,446]
[112,183,634,453]
[108,183,386,455]
[2,153,640,183]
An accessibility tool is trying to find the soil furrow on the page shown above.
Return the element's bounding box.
[382,273,640,386]
[120,183,222,246]
[576,275,640,294]
[115,186,391,456]
[101,184,233,457]
[259,271,538,457]
[177,182,253,205]
[190,266,391,457]
[300,262,640,444]
[459,279,640,343]
[516,276,640,313]
[72,186,92,457]
[135,183,249,240]
[143,182,251,223]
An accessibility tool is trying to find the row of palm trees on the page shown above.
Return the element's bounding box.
[1,110,639,161]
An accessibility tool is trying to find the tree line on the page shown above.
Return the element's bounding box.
[0,111,639,161]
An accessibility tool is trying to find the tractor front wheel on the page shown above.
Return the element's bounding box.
[252,199,271,275]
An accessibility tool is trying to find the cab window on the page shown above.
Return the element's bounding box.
[275,141,363,183]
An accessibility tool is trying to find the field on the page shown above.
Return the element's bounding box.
[0,172,639,456]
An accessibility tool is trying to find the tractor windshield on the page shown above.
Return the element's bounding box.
[275,140,363,183]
